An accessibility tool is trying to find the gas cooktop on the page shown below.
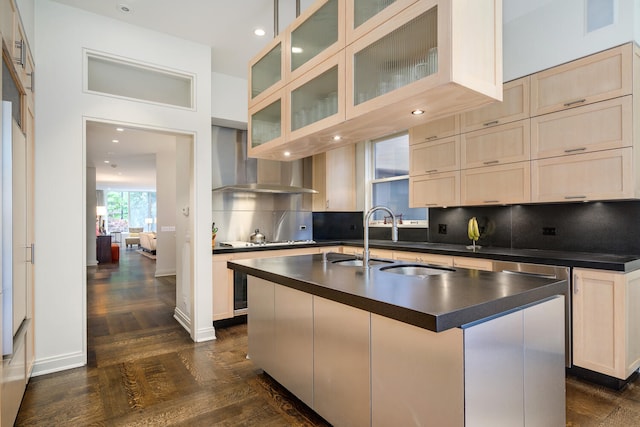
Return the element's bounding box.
[219,240,316,248]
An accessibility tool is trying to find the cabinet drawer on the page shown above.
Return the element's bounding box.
[461,119,530,168]
[460,76,530,133]
[532,148,634,203]
[410,136,460,175]
[461,162,531,206]
[453,257,493,271]
[530,43,632,116]
[409,115,460,144]
[410,171,460,208]
[531,96,632,160]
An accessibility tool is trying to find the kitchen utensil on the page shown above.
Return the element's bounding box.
[249,228,266,243]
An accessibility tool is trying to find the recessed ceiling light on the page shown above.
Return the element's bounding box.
[254,28,266,37]
[333,135,341,141]
[411,109,425,115]
[104,160,110,164]
[112,139,119,143]
[118,4,132,13]
[291,46,303,54]
[116,127,124,132]
[283,151,291,157]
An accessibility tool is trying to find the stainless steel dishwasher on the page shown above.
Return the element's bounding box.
[493,261,572,367]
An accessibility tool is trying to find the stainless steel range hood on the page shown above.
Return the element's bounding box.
[211,126,317,194]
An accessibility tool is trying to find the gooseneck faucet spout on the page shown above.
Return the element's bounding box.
[363,206,398,268]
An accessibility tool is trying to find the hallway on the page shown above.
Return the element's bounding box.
[15,249,328,426]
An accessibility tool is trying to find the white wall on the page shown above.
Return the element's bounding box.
[504,0,638,81]
[211,72,248,129]
[155,144,177,277]
[33,0,213,375]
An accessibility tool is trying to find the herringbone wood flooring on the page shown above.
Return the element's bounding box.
[13,248,640,425]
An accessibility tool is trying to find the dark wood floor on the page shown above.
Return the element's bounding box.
[14,248,640,426]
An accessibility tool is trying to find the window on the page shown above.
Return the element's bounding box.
[368,132,426,223]
[106,191,156,232]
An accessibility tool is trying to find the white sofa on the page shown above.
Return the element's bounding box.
[139,232,157,254]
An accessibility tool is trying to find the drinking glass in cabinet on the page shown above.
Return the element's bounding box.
[354,6,437,105]
[251,100,281,147]
[251,42,282,100]
[291,66,339,131]
[354,0,396,28]
[290,0,339,72]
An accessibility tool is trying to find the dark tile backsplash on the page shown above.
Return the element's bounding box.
[313,201,640,255]
[429,201,640,256]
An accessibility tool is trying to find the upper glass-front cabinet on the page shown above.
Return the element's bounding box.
[248,89,284,157]
[353,5,437,106]
[347,0,418,43]
[287,0,345,81]
[249,34,285,105]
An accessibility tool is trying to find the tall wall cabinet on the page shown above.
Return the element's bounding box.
[248,0,502,161]
[409,42,640,207]
[0,0,36,425]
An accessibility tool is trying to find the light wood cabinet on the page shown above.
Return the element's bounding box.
[572,268,640,380]
[342,246,393,260]
[409,171,460,208]
[312,144,356,211]
[248,33,285,105]
[408,114,460,145]
[410,136,460,175]
[248,0,501,160]
[531,96,633,160]
[393,251,454,267]
[1,0,17,63]
[248,89,285,159]
[212,247,321,321]
[461,162,531,206]
[461,119,531,169]
[453,256,493,271]
[346,0,418,45]
[460,76,530,133]
[531,148,633,203]
[530,43,633,117]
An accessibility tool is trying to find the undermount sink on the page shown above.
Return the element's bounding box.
[380,264,454,277]
[332,258,392,267]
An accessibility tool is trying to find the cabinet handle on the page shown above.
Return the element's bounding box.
[564,195,586,200]
[483,160,499,165]
[15,40,25,68]
[27,72,34,92]
[564,147,586,153]
[483,120,499,127]
[573,273,579,294]
[483,200,500,203]
[563,99,586,107]
[425,169,438,173]
[424,203,438,206]
[426,135,438,141]
[326,200,329,209]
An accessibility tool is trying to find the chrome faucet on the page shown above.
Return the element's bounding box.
[363,206,398,268]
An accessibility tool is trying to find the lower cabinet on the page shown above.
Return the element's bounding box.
[314,297,370,427]
[2,324,28,427]
[248,276,565,426]
[453,256,494,271]
[572,268,640,380]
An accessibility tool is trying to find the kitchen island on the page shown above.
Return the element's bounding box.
[228,252,567,426]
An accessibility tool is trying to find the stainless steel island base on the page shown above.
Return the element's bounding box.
[247,275,565,427]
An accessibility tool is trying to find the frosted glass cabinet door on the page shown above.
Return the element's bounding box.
[351,3,438,107]
[347,0,418,44]
[248,90,284,155]
[288,53,345,136]
[288,0,344,81]
[249,34,285,105]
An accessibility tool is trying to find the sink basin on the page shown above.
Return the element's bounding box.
[380,264,454,277]
[332,258,392,267]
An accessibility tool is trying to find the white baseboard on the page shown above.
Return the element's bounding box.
[173,307,216,342]
[31,351,86,377]
[155,269,176,277]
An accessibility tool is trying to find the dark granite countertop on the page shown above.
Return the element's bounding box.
[214,239,640,272]
[228,252,568,333]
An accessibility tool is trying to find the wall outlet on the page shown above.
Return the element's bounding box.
[542,227,556,236]
[438,224,447,234]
